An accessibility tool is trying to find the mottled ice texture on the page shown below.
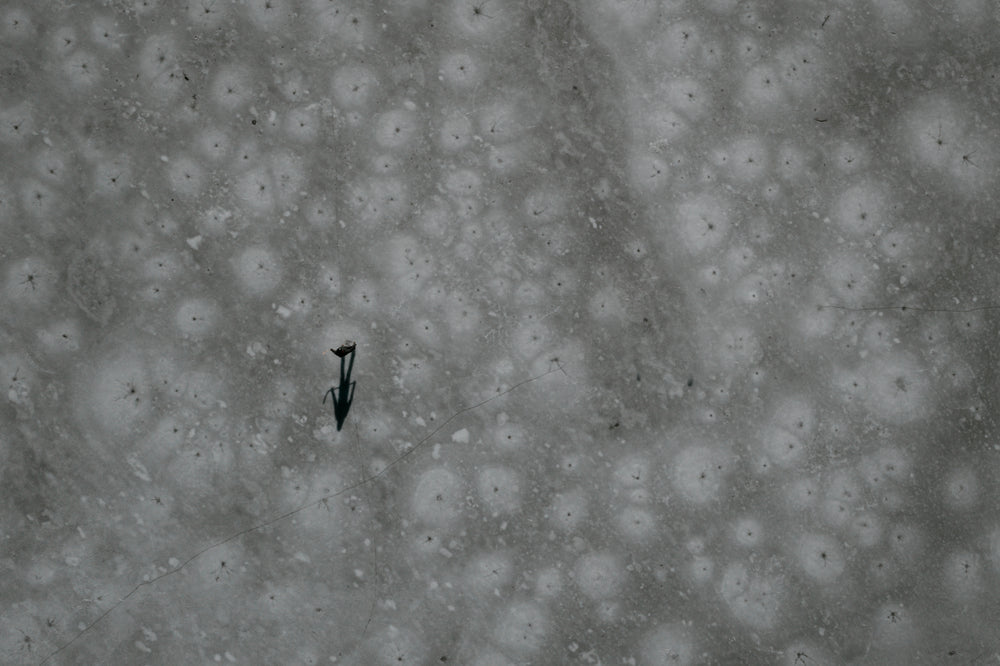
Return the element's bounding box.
[2,0,1000,664]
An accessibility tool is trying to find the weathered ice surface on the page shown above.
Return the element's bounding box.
[1,1,999,664]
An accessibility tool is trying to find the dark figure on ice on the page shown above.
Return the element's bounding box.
[324,341,356,431]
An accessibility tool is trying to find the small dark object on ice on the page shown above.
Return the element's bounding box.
[332,340,356,357]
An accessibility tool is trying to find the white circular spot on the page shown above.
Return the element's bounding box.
[476,466,521,515]
[942,466,978,510]
[448,0,520,40]
[166,155,205,198]
[613,455,651,488]
[641,623,696,666]
[574,552,624,600]
[850,513,882,548]
[674,192,731,254]
[464,550,513,595]
[734,518,762,547]
[493,421,526,453]
[175,297,219,338]
[673,445,729,504]
[233,165,274,214]
[796,533,845,584]
[861,353,932,425]
[617,506,656,543]
[82,351,153,437]
[439,51,484,88]
[536,567,563,597]
[375,109,420,149]
[741,63,787,114]
[197,127,230,161]
[412,467,463,526]
[832,182,893,236]
[493,601,548,655]
[761,427,806,467]
[689,555,714,584]
[549,488,587,532]
[211,64,254,110]
[5,256,56,307]
[369,625,427,666]
[719,562,783,629]
[234,246,283,295]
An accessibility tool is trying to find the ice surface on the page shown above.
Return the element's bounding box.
[2,0,1000,664]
